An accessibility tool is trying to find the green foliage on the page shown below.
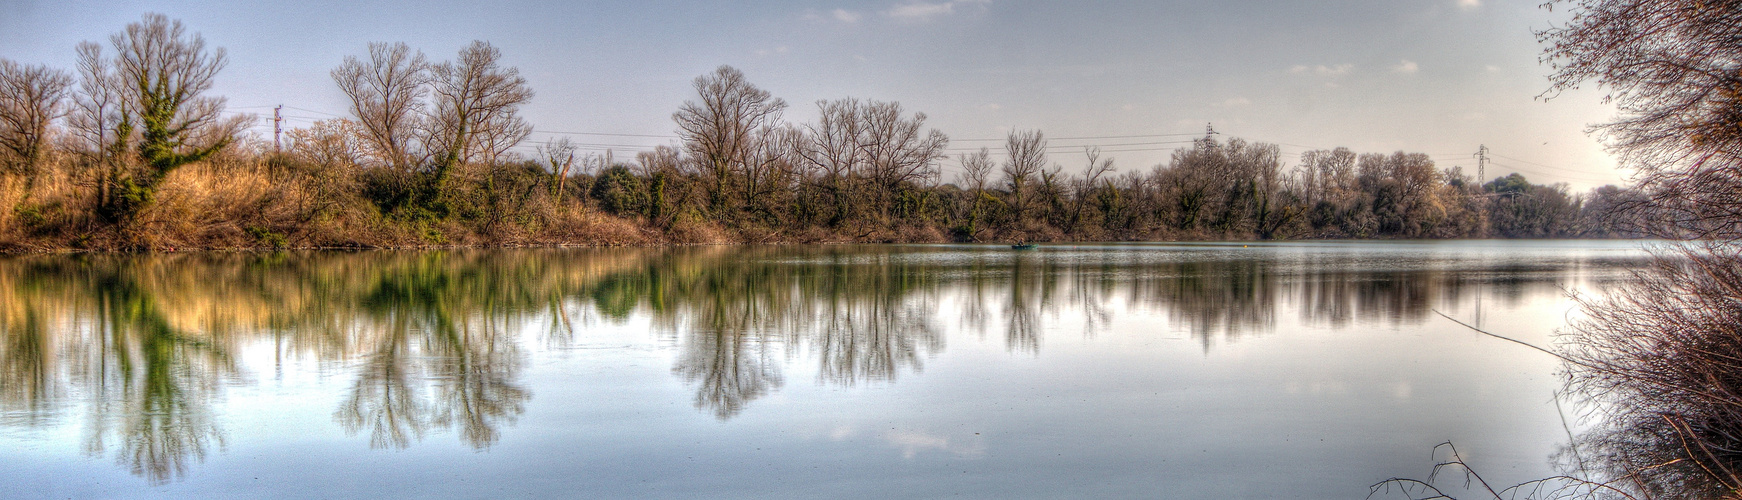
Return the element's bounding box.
[1484,173,1531,194]
[12,202,46,229]
[360,168,436,221]
[92,14,238,224]
[590,165,647,217]
[245,226,288,249]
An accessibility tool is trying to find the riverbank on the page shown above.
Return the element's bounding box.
[0,214,1644,254]
[0,142,1641,254]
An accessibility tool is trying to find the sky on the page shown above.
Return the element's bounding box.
[0,0,1629,189]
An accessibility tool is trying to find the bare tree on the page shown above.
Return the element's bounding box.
[426,41,534,171]
[1065,147,1115,234]
[114,14,245,178]
[957,147,995,238]
[69,42,123,167]
[284,119,366,218]
[285,119,365,170]
[470,112,532,166]
[1296,147,1357,208]
[743,124,802,217]
[635,145,687,224]
[0,59,74,180]
[1539,4,1742,493]
[797,98,864,225]
[634,145,685,178]
[83,13,248,219]
[332,42,428,171]
[537,137,577,200]
[1539,0,1742,240]
[959,148,995,194]
[857,100,948,219]
[673,65,787,213]
[1002,129,1047,223]
[1155,137,1228,231]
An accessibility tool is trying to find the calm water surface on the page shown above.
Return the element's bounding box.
[0,240,1655,498]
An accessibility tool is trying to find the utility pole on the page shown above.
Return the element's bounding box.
[1473,144,1489,186]
[273,105,284,154]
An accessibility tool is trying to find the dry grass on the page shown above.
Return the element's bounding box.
[0,151,1459,253]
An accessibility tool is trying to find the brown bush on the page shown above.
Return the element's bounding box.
[1560,243,1742,498]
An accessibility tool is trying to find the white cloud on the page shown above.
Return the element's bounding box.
[888,2,954,21]
[1392,59,1419,74]
[1457,0,1481,10]
[1292,63,1352,76]
[980,103,1002,111]
[1219,97,1251,107]
[753,46,791,57]
[833,9,862,23]
[1485,64,1500,73]
[883,430,985,459]
[829,425,855,440]
[886,0,989,22]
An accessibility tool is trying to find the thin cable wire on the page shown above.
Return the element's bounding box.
[1489,152,1611,175]
[950,132,1203,142]
[531,129,677,139]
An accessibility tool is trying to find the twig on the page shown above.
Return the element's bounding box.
[1431,309,1596,369]
[1554,390,1591,481]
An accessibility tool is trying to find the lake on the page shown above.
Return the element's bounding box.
[0,240,1656,498]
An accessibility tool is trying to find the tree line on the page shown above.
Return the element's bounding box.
[0,14,1648,251]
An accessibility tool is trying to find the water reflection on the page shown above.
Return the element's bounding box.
[0,244,1633,482]
[0,258,238,484]
[328,254,533,449]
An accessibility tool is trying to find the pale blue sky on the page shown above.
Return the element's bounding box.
[0,0,1626,188]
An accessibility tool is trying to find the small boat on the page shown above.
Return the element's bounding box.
[1010,243,1038,250]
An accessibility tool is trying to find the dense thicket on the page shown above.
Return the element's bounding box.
[0,14,1644,251]
[1537,0,1742,498]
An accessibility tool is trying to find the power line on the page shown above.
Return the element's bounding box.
[1486,161,1617,182]
[950,132,1202,142]
[524,141,670,149]
[283,105,342,117]
[1488,152,1608,176]
[944,139,1196,152]
[530,129,677,139]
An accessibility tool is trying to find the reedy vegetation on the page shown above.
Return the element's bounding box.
[0,14,1646,252]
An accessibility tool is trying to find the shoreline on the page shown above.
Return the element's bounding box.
[0,234,1658,255]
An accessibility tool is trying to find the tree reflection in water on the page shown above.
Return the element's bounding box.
[0,245,1612,482]
[327,253,539,449]
[642,248,946,418]
[0,257,238,484]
